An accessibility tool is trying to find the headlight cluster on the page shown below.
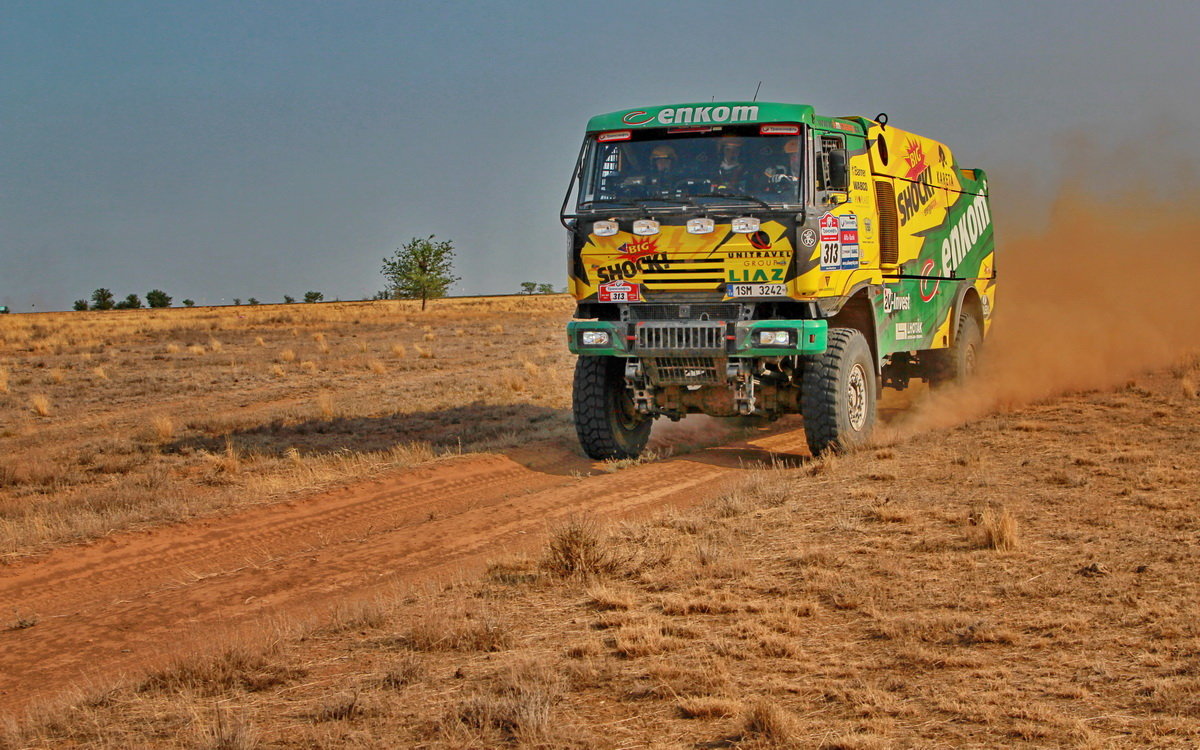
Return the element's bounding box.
[757,330,792,346]
[581,331,610,346]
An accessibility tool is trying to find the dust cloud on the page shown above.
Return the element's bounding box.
[892,185,1200,436]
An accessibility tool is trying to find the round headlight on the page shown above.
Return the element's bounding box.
[732,217,761,233]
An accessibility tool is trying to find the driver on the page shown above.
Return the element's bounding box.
[620,144,678,195]
[761,139,801,190]
[646,144,679,189]
[650,144,677,176]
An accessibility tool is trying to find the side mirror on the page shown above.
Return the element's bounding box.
[827,149,848,191]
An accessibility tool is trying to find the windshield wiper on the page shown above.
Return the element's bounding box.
[577,198,641,209]
[694,193,775,211]
[634,196,699,209]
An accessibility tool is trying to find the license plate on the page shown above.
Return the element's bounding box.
[726,283,786,297]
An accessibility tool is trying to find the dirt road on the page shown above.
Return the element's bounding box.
[0,426,811,717]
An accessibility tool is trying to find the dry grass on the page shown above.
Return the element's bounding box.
[29,393,50,416]
[150,415,174,443]
[315,392,334,419]
[542,516,627,578]
[0,296,575,557]
[7,306,1200,747]
[10,362,1200,746]
[741,699,799,744]
[974,505,1019,551]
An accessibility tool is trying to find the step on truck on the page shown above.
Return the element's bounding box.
[561,102,996,458]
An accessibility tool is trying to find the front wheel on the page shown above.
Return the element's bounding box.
[801,328,877,455]
[573,356,652,460]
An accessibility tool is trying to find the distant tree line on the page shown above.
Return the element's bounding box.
[74,288,174,311]
[72,289,325,310]
[519,282,565,294]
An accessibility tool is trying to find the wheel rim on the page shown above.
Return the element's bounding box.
[964,343,978,377]
[847,363,868,431]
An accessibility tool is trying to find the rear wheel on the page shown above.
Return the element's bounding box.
[573,356,651,460]
[801,328,877,455]
[927,312,983,386]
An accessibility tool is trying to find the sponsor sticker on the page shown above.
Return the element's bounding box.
[895,320,925,340]
[819,213,842,271]
[598,280,640,303]
[819,213,861,270]
[800,228,818,248]
[918,258,940,301]
[882,288,911,314]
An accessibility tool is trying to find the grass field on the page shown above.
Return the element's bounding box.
[0,296,575,559]
[5,187,1200,747]
[4,362,1199,748]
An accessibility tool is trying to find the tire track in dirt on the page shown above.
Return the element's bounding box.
[0,428,810,717]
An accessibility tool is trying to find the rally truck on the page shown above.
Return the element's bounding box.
[561,102,995,458]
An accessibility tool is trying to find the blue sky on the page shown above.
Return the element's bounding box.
[3,1,1199,310]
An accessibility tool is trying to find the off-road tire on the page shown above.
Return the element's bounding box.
[573,356,651,460]
[927,312,983,387]
[801,328,877,455]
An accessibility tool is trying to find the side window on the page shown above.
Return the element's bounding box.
[815,134,848,193]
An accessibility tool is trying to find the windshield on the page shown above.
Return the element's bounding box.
[577,125,802,210]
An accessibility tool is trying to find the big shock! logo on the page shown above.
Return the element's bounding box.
[902,139,928,181]
[617,236,659,262]
[597,239,668,282]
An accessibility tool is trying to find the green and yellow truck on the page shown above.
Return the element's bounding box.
[562,102,995,458]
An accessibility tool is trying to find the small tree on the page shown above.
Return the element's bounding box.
[519,281,537,295]
[91,288,115,310]
[146,289,172,308]
[382,235,460,311]
[283,295,295,304]
[114,293,142,310]
[303,291,323,304]
[232,298,241,306]
[536,283,555,295]
[73,299,89,311]
[247,297,260,305]
[182,299,195,307]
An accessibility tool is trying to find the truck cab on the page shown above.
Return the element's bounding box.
[562,102,995,459]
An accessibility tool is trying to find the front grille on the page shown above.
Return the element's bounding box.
[640,256,726,289]
[645,357,726,385]
[627,303,746,321]
[635,322,727,352]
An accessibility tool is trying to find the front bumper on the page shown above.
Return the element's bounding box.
[567,319,828,357]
